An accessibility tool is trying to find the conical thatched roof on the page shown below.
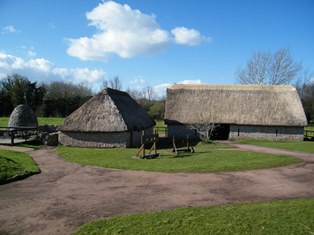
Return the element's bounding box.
[165,84,307,127]
[58,88,155,132]
[8,105,38,127]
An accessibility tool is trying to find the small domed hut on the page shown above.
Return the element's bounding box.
[8,105,38,128]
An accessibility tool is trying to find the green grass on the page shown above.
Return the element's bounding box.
[73,198,314,235]
[57,143,300,173]
[0,117,64,126]
[237,139,314,153]
[0,149,40,184]
[0,117,9,126]
[304,121,314,131]
[155,119,166,128]
[37,117,64,125]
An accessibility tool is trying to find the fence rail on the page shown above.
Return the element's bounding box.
[0,126,38,146]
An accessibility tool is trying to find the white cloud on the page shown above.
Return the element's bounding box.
[153,79,202,98]
[128,77,146,85]
[67,1,209,61]
[171,27,210,46]
[0,52,105,87]
[179,79,202,84]
[27,50,37,58]
[2,25,19,34]
[21,46,37,58]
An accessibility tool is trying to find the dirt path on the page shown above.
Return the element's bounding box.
[0,145,314,235]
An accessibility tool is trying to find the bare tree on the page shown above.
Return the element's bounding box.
[140,86,156,101]
[103,76,123,90]
[295,68,313,98]
[125,87,141,100]
[237,48,302,85]
[186,113,218,141]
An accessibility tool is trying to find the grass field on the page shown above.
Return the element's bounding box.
[0,117,64,126]
[237,139,314,153]
[57,142,300,173]
[0,117,9,126]
[73,198,314,235]
[304,121,314,131]
[155,119,166,127]
[0,149,40,184]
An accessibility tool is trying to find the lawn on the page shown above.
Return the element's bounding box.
[0,117,64,126]
[304,121,314,131]
[0,117,9,126]
[237,139,314,153]
[37,117,64,125]
[0,149,40,184]
[57,142,300,173]
[73,198,314,235]
[155,119,166,128]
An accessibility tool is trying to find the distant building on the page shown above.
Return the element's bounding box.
[165,84,307,141]
[58,88,155,148]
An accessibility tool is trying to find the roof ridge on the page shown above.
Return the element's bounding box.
[169,84,295,91]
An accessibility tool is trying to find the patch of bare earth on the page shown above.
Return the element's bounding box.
[0,146,313,235]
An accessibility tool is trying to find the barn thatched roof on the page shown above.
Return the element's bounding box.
[58,88,155,132]
[8,105,38,128]
[165,84,307,127]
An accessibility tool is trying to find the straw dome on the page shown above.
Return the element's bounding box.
[8,105,38,127]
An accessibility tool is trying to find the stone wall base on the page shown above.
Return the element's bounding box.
[229,125,304,141]
[167,124,304,141]
[59,127,154,148]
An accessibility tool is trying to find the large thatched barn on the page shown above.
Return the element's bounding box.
[58,88,155,148]
[165,84,307,141]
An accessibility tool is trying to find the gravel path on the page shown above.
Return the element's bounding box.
[0,145,314,235]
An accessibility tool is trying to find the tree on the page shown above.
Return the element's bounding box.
[45,81,93,99]
[0,74,46,114]
[302,83,314,121]
[103,76,123,90]
[186,113,218,141]
[43,81,93,117]
[148,100,165,120]
[237,48,302,85]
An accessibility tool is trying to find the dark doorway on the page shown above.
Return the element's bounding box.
[210,124,230,140]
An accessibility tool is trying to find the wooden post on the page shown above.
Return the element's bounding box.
[11,131,15,146]
[172,136,177,155]
[141,130,145,157]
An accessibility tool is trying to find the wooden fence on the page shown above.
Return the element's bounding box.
[304,130,314,140]
[0,126,38,146]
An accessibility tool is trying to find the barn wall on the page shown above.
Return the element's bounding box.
[229,125,304,141]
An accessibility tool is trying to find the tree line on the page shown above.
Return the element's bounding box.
[0,74,165,120]
[0,48,313,122]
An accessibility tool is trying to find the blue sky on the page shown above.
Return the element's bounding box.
[1,0,313,96]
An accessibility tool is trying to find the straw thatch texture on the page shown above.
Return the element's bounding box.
[165,84,307,127]
[58,88,155,132]
[8,105,38,127]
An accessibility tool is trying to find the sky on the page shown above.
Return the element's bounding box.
[1,0,313,97]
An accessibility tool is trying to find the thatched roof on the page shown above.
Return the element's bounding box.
[165,84,307,127]
[8,105,38,127]
[58,88,155,132]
